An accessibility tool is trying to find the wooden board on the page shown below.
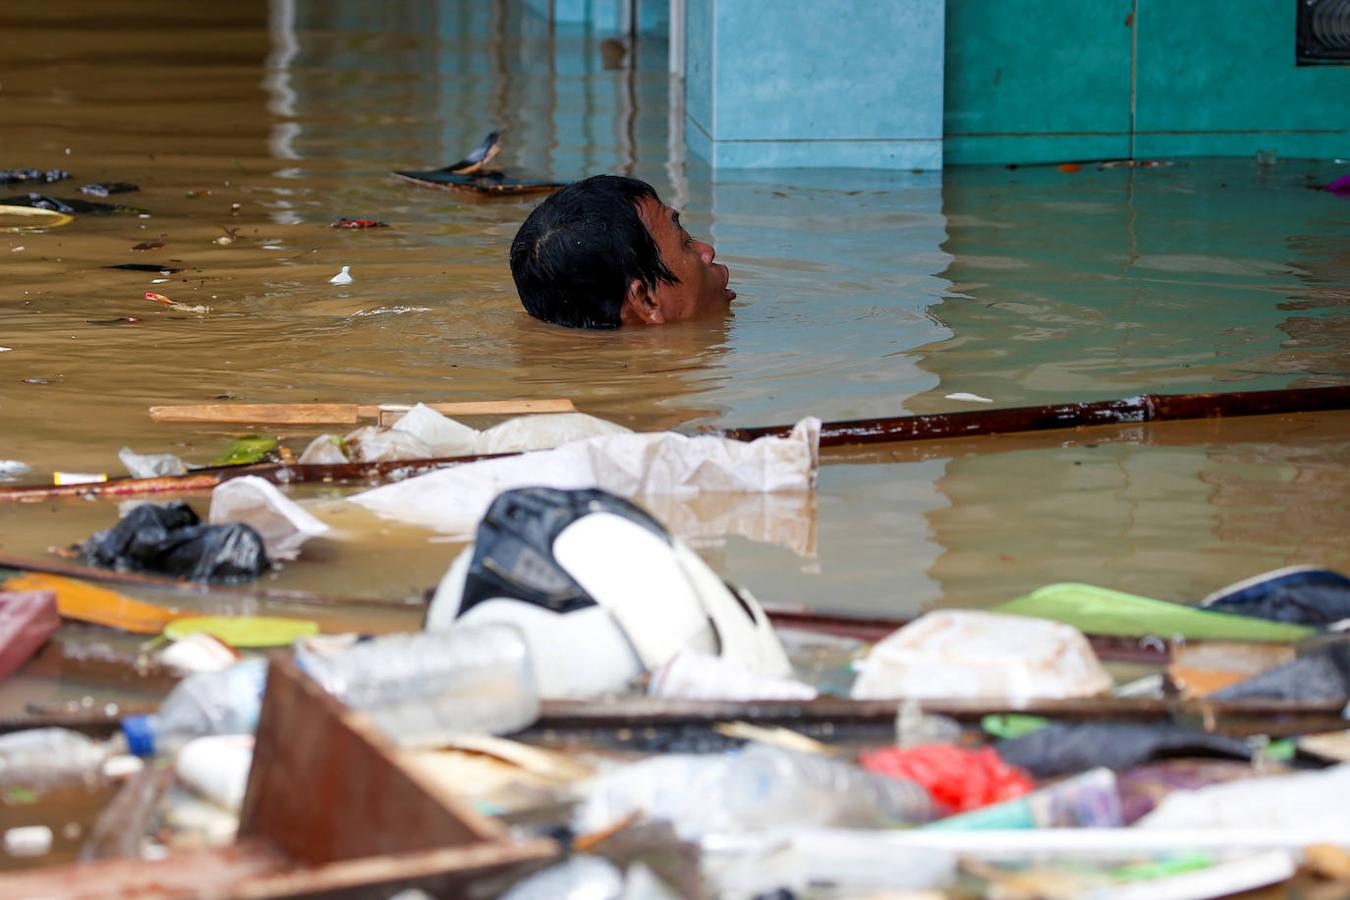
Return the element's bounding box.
[149,399,576,425]
[238,656,545,866]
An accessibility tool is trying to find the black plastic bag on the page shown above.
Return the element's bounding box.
[1211,641,1350,702]
[1202,567,1350,627]
[995,722,1252,778]
[81,502,270,583]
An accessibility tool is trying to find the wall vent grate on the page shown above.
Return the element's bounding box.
[1298,0,1350,63]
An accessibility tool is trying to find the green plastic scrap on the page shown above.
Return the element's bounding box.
[1109,853,1214,882]
[212,435,278,466]
[981,714,1050,741]
[3,787,38,805]
[993,583,1315,643]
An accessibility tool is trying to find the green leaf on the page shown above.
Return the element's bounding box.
[212,435,278,466]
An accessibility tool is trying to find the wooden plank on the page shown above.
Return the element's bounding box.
[3,573,188,635]
[231,839,557,899]
[0,840,289,900]
[368,398,576,418]
[238,656,523,866]
[150,398,576,425]
[151,403,361,425]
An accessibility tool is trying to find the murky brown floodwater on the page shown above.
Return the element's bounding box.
[1,1,1348,722]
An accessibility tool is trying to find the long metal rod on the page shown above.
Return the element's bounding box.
[0,386,1345,503]
[718,385,1350,446]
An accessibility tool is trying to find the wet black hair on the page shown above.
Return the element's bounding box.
[509,174,678,329]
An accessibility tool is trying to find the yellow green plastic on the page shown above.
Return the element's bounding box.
[165,615,319,648]
[994,583,1315,643]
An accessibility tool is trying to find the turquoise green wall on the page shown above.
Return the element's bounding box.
[945,0,1350,165]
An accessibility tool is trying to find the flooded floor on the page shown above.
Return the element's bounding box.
[1,0,1348,678]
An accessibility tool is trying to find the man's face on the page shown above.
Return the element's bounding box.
[622,197,735,326]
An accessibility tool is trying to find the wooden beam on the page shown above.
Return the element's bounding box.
[149,399,576,425]
[238,657,541,866]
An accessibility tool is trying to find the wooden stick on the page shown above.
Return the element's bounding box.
[718,385,1350,446]
[149,398,576,425]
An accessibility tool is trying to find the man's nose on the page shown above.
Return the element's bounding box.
[696,240,716,264]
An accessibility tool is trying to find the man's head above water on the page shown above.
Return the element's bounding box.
[509,174,734,329]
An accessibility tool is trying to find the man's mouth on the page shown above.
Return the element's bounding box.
[717,263,735,300]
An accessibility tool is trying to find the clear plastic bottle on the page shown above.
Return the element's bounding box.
[297,625,539,748]
[575,744,935,839]
[121,657,268,757]
[0,728,110,787]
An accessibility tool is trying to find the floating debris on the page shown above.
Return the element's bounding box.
[80,182,139,197]
[131,240,164,251]
[0,204,74,232]
[329,265,353,284]
[0,168,69,185]
[105,263,181,273]
[447,130,502,175]
[331,218,388,229]
[946,392,994,403]
[144,292,174,306]
[393,130,568,197]
[213,227,239,246]
[0,193,145,215]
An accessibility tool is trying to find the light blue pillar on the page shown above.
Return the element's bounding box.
[524,0,666,33]
[683,0,944,170]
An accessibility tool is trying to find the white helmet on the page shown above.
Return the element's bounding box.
[425,487,791,698]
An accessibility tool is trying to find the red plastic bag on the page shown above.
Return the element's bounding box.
[859,744,1034,814]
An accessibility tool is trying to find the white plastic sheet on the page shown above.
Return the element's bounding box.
[348,418,820,537]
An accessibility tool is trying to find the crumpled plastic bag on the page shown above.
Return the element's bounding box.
[648,649,818,702]
[118,446,188,479]
[297,434,348,464]
[995,721,1252,778]
[849,610,1113,703]
[81,502,270,583]
[340,426,434,463]
[1137,762,1350,830]
[1115,760,1258,824]
[859,745,1034,814]
[348,418,820,536]
[472,412,632,455]
[301,406,635,464]
[207,476,330,561]
[389,403,480,456]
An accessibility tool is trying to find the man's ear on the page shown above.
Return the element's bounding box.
[620,278,665,325]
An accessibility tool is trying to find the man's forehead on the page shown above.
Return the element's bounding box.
[637,196,681,231]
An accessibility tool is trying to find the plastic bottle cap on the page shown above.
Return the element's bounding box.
[121,714,157,757]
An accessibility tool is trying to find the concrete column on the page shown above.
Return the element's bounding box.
[525,0,668,34]
[683,0,944,169]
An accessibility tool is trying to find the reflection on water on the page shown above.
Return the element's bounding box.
[0,0,1347,633]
